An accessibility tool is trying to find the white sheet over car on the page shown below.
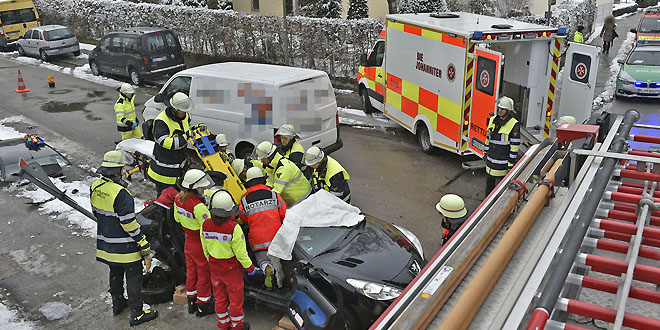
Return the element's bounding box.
[116,138,155,159]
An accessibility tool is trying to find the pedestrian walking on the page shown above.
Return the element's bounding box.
[601,15,617,54]
[115,83,143,140]
[90,150,158,326]
[484,96,521,196]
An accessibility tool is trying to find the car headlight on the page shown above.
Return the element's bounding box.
[617,71,635,85]
[393,224,424,259]
[346,279,402,300]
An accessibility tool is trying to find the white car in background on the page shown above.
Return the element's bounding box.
[16,25,80,61]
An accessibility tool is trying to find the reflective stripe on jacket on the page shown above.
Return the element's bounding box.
[265,153,312,206]
[115,93,137,132]
[484,116,520,177]
[311,156,351,203]
[91,177,149,266]
[281,140,305,167]
[174,194,211,233]
[238,184,286,251]
[148,108,190,185]
[200,219,255,273]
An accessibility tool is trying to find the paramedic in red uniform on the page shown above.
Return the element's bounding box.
[483,96,521,196]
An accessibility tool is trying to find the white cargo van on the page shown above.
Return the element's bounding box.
[142,62,343,158]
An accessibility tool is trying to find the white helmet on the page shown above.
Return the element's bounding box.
[101,150,134,168]
[208,189,238,217]
[253,141,277,160]
[170,92,194,112]
[245,167,264,182]
[181,169,213,190]
[304,146,325,166]
[231,158,245,175]
[435,194,467,219]
[119,83,135,95]
[216,134,229,147]
[559,115,577,124]
[497,96,514,111]
[276,124,299,139]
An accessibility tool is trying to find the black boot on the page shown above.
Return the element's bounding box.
[195,302,214,317]
[187,297,197,314]
[111,296,129,316]
[129,307,158,326]
[243,322,251,330]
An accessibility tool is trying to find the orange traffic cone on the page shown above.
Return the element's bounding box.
[16,69,30,93]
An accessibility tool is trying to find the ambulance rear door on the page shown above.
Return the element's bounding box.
[557,42,600,124]
[468,46,503,155]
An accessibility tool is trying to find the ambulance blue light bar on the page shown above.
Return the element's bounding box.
[557,27,567,36]
[472,31,483,40]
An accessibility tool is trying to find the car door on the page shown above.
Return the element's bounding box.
[19,29,32,54]
[287,265,338,330]
[30,29,41,55]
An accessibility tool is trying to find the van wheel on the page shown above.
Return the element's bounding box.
[17,45,26,56]
[73,50,81,57]
[39,49,48,61]
[236,144,255,159]
[129,67,143,86]
[417,125,436,155]
[360,88,374,114]
[90,61,102,76]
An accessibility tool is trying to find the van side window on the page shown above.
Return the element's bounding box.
[31,30,40,40]
[98,37,110,52]
[109,36,123,52]
[118,36,138,53]
[145,34,166,52]
[164,32,179,48]
[163,76,192,97]
[24,30,32,39]
[369,41,385,67]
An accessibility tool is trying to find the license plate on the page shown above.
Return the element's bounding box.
[8,31,19,37]
[152,56,166,62]
[639,88,660,94]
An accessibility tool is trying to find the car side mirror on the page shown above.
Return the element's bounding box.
[630,28,637,34]
[360,53,368,66]
[617,59,624,65]
[154,93,164,103]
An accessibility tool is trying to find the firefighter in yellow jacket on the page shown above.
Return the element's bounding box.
[303,146,351,203]
[276,124,305,167]
[253,141,312,207]
[115,83,143,140]
[90,150,157,326]
[484,96,520,196]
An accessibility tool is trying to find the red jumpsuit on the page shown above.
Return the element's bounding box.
[201,217,255,330]
[173,194,212,304]
[238,183,286,253]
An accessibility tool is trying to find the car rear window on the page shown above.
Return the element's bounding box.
[0,8,36,25]
[627,50,660,66]
[45,28,74,41]
[144,31,180,52]
[640,17,660,33]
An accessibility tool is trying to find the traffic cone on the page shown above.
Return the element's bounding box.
[16,69,30,93]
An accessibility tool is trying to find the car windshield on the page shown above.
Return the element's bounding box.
[45,28,74,41]
[296,226,352,258]
[627,50,660,66]
[640,17,660,33]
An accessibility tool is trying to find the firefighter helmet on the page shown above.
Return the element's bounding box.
[497,96,514,111]
[304,146,325,166]
[254,141,277,160]
[435,194,467,219]
[119,83,135,95]
[276,124,299,139]
[231,159,245,175]
[559,116,577,124]
[181,169,213,190]
[101,150,134,168]
[246,167,264,182]
[208,189,238,217]
[170,92,194,112]
[216,134,229,147]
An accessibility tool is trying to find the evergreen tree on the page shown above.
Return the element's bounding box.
[399,0,448,14]
[347,0,369,19]
[316,0,343,18]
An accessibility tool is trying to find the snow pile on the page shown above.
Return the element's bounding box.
[591,31,635,110]
[0,302,34,330]
[516,0,597,43]
[33,0,384,80]
[0,117,25,141]
[39,302,72,321]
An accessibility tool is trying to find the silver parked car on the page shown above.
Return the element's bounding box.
[16,25,80,61]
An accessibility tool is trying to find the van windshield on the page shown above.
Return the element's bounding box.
[0,9,36,25]
[45,28,74,41]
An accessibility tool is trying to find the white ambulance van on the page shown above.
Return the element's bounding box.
[143,62,342,158]
[357,12,594,156]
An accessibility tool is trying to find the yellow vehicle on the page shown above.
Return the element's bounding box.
[0,0,39,49]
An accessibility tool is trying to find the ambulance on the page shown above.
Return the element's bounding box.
[358,12,574,156]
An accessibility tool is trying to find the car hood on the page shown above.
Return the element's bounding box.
[623,64,660,81]
[307,216,424,288]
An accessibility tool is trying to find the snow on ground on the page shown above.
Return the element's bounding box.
[0,302,35,330]
[592,32,635,109]
[340,108,366,117]
[78,43,96,51]
[334,89,354,95]
[0,117,25,141]
[38,302,72,321]
[613,0,637,11]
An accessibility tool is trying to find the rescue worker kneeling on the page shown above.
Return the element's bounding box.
[201,189,258,330]
[253,141,312,207]
[238,167,286,289]
[436,194,469,246]
[304,146,351,203]
[90,150,157,326]
[174,169,215,317]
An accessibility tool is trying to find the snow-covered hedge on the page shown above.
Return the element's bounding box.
[515,0,596,44]
[32,0,383,81]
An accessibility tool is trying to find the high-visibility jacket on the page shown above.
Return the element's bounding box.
[174,194,211,233]
[280,140,304,167]
[114,93,137,132]
[264,153,312,207]
[200,218,255,274]
[311,156,351,203]
[90,177,149,266]
[238,184,286,251]
[573,31,584,43]
[484,115,521,177]
[148,108,190,186]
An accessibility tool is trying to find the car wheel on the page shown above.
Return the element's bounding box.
[17,45,26,56]
[142,267,175,304]
[39,49,48,61]
[236,143,255,159]
[341,308,360,330]
[90,61,102,76]
[417,124,436,155]
[72,50,81,57]
[129,67,143,86]
[361,87,374,114]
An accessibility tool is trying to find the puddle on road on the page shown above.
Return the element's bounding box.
[40,101,102,121]
[86,90,106,98]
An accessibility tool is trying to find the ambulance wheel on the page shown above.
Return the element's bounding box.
[417,125,436,155]
[360,88,374,114]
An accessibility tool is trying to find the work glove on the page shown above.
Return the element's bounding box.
[144,256,152,273]
[247,267,261,276]
[131,122,138,130]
